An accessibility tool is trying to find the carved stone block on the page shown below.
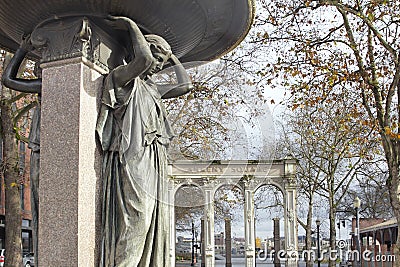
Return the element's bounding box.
[31,17,127,71]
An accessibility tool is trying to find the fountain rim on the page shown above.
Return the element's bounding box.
[0,0,256,62]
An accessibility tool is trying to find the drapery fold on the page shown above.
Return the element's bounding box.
[97,73,174,267]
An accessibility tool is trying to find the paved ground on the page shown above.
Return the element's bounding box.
[175,258,332,266]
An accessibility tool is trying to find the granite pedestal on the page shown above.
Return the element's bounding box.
[38,58,104,266]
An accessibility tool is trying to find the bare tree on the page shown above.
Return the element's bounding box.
[340,159,393,219]
[248,0,400,264]
[0,52,27,266]
[277,87,377,267]
[0,50,39,266]
[162,59,268,160]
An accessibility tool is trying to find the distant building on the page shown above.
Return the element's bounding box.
[176,232,229,256]
[354,218,397,261]
[232,237,245,255]
[176,236,193,254]
[215,232,225,254]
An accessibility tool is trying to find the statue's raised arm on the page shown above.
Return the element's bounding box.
[158,54,193,99]
[106,16,192,98]
[1,35,41,94]
[106,16,154,88]
[98,15,192,267]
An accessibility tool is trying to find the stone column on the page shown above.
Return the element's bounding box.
[201,217,206,267]
[203,182,215,267]
[32,17,126,266]
[168,180,176,267]
[225,217,232,267]
[243,180,255,267]
[284,159,298,267]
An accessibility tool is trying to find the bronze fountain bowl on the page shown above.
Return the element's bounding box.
[0,0,255,62]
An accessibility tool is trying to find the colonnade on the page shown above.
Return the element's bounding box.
[167,159,298,267]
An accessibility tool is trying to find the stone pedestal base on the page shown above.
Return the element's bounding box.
[273,218,281,267]
[38,57,104,266]
[225,218,232,267]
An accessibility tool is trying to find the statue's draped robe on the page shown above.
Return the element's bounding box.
[97,72,173,267]
[29,103,40,265]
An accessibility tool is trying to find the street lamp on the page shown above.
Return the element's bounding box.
[353,196,361,267]
[316,219,321,267]
[191,221,195,266]
[194,230,198,264]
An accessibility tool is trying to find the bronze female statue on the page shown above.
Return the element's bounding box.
[96,16,192,266]
[2,14,191,267]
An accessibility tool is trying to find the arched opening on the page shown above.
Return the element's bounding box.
[214,184,244,265]
[254,184,285,262]
[174,184,204,265]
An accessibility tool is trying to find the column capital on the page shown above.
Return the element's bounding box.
[31,16,127,71]
[284,177,297,189]
[240,174,256,189]
[224,215,232,221]
[202,176,218,187]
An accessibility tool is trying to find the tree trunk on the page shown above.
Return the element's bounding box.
[305,196,314,267]
[329,194,336,267]
[1,53,23,267]
[385,142,400,267]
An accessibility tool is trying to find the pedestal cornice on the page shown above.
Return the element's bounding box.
[31,17,127,72]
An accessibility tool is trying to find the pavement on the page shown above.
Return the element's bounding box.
[175,258,332,266]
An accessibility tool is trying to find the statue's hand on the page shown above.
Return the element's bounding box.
[21,34,34,52]
[106,15,136,30]
[169,54,181,66]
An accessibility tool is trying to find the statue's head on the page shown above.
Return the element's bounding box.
[145,34,172,58]
[144,34,172,76]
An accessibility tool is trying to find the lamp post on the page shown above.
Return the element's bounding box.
[191,220,195,266]
[354,197,361,267]
[194,230,198,264]
[316,219,321,267]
